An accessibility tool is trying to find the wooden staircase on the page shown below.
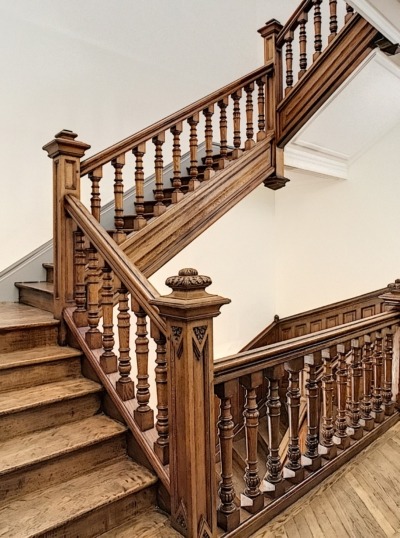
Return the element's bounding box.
[0,299,180,537]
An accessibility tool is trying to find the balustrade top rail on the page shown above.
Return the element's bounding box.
[276,0,314,46]
[65,194,166,334]
[214,311,399,383]
[80,63,274,176]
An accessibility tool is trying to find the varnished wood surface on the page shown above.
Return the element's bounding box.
[250,421,400,537]
[0,303,57,330]
[0,344,81,369]
[100,508,182,537]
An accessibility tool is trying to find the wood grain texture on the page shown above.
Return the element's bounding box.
[249,421,400,537]
[15,281,54,312]
[100,508,182,537]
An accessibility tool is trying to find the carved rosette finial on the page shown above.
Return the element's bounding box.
[165,268,212,292]
[379,278,400,311]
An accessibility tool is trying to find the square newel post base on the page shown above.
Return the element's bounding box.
[134,408,154,431]
[360,416,375,431]
[262,479,286,499]
[203,169,215,180]
[372,409,385,423]
[217,507,240,532]
[153,204,166,217]
[319,444,337,460]
[385,402,395,416]
[100,353,118,374]
[85,330,102,349]
[217,158,230,170]
[347,426,363,441]
[188,179,200,191]
[302,454,322,472]
[231,148,243,159]
[283,466,304,485]
[171,191,184,203]
[154,442,169,465]
[73,310,88,328]
[241,493,264,514]
[333,435,351,451]
[133,217,147,231]
[116,380,135,402]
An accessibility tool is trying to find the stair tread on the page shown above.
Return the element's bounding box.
[0,303,57,330]
[100,508,181,537]
[0,344,81,370]
[0,458,157,538]
[0,414,126,476]
[15,281,53,294]
[0,377,101,416]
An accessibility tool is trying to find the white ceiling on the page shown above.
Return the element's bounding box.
[286,0,400,179]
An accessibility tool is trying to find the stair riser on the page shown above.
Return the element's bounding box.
[0,358,82,393]
[39,486,157,538]
[0,326,58,353]
[0,435,127,505]
[18,287,53,313]
[0,393,102,442]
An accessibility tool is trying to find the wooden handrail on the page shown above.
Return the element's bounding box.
[80,63,274,176]
[214,311,400,383]
[276,0,314,46]
[64,194,166,334]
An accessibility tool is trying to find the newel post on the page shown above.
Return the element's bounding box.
[258,19,289,191]
[43,130,91,337]
[150,268,230,538]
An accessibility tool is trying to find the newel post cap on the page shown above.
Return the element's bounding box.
[43,129,91,159]
[258,18,283,37]
[379,278,400,310]
[150,268,230,320]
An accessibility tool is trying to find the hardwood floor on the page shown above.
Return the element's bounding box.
[251,420,400,538]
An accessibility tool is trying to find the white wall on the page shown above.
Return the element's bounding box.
[276,122,400,317]
[150,184,276,358]
[0,0,297,271]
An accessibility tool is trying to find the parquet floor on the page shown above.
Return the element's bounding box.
[251,420,400,538]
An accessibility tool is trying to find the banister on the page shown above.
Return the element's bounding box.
[214,311,399,383]
[276,0,314,46]
[64,194,166,334]
[80,63,274,176]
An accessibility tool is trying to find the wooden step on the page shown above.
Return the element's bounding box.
[0,378,102,441]
[99,508,182,537]
[42,262,54,283]
[15,281,54,313]
[0,345,82,393]
[0,303,59,353]
[0,414,127,504]
[0,458,158,538]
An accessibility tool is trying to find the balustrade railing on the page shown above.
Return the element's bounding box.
[276,0,355,96]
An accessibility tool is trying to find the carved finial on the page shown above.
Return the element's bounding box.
[165,268,212,291]
[54,129,78,140]
[387,279,400,293]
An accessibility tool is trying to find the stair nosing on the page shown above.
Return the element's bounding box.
[0,345,82,370]
[0,414,127,477]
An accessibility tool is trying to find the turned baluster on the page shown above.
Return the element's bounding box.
[100,263,117,373]
[152,323,169,464]
[298,12,308,78]
[263,365,285,498]
[284,358,305,482]
[188,113,200,190]
[231,90,242,159]
[348,339,363,440]
[303,354,322,470]
[89,166,102,221]
[383,329,395,415]
[313,0,323,61]
[215,381,240,531]
[116,285,135,401]
[112,154,126,244]
[334,345,350,449]
[244,83,255,150]
[345,3,355,23]
[153,133,166,216]
[372,331,384,423]
[360,335,374,431]
[132,300,154,430]
[329,0,338,42]
[133,143,147,230]
[284,32,294,94]
[170,123,183,202]
[73,229,87,327]
[320,349,337,459]
[85,246,102,349]
[256,77,266,141]
[218,97,229,165]
[203,106,215,180]
[240,372,264,513]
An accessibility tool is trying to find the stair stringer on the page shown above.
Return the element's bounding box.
[120,135,274,277]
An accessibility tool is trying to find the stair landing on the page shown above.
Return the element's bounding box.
[251,419,400,537]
